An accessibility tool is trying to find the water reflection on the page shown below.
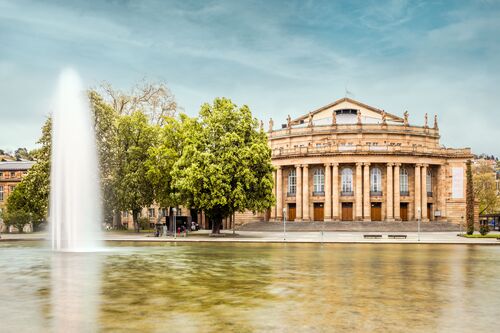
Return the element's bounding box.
[1,242,499,332]
[50,252,102,332]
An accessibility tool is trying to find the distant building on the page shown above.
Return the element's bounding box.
[237,97,473,225]
[0,161,35,213]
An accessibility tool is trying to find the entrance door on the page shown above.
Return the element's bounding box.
[314,203,324,221]
[427,203,432,221]
[288,203,296,221]
[371,202,382,221]
[341,202,353,221]
[400,203,408,221]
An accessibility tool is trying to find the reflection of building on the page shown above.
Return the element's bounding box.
[239,98,473,224]
[0,161,35,213]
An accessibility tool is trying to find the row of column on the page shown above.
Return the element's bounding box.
[271,162,433,222]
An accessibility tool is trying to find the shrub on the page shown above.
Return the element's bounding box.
[138,217,151,230]
[479,223,490,236]
[1,209,32,233]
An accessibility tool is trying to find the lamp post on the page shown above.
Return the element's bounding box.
[283,207,286,241]
[417,208,421,242]
[460,215,464,235]
[172,207,177,239]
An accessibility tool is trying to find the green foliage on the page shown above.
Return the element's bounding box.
[479,223,490,236]
[466,160,475,235]
[171,97,274,233]
[1,209,32,233]
[5,118,51,226]
[114,111,158,232]
[138,217,151,230]
[14,147,33,160]
[473,161,499,214]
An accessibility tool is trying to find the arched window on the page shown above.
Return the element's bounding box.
[400,168,409,195]
[426,169,432,194]
[313,168,325,194]
[288,169,296,194]
[370,167,382,193]
[341,168,353,193]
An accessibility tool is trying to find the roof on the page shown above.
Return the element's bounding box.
[0,161,36,171]
[292,97,404,124]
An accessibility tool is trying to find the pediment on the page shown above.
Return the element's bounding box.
[292,97,403,125]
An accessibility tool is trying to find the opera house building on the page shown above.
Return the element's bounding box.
[258,97,472,224]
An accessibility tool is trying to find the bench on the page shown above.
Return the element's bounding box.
[363,234,382,239]
[388,234,407,239]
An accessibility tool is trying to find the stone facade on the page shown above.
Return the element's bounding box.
[237,97,472,225]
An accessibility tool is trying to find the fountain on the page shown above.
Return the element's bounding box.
[50,69,102,251]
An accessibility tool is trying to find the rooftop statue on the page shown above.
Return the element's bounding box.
[268,118,274,132]
[287,114,292,129]
[434,115,438,129]
[424,113,428,128]
[260,120,264,131]
[357,110,362,124]
[308,112,313,127]
[381,109,387,124]
[403,111,409,126]
[332,110,337,125]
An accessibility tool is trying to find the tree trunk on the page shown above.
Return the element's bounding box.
[132,208,140,233]
[211,216,222,234]
[113,210,122,228]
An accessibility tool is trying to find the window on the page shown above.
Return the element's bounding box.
[10,172,15,178]
[427,169,432,194]
[370,167,382,193]
[288,169,296,194]
[0,185,3,201]
[341,168,353,193]
[400,168,409,195]
[148,208,155,218]
[9,185,15,193]
[0,172,3,178]
[313,168,325,194]
[161,208,167,217]
[123,211,129,218]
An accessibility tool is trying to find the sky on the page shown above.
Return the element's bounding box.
[0,0,499,155]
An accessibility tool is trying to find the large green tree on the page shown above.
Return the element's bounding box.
[171,98,274,234]
[466,160,475,235]
[4,118,51,228]
[114,111,158,232]
[473,161,499,214]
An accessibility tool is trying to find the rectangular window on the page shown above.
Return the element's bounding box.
[148,208,155,218]
[0,185,3,201]
[161,208,167,217]
[10,172,15,178]
[9,185,15,193]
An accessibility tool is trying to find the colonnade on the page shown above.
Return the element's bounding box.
[270,162,438,222]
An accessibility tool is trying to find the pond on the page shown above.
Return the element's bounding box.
[0,242,498,332]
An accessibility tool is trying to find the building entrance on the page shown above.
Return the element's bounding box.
[427,203,432,221]
[313,203,324,221]
[288,203,296,221]
[400,203,408,221]
[341,202,353,221]
[371,202,382,221]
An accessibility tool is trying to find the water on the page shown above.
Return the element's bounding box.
[50,69,102,251]
[0,242,499,332]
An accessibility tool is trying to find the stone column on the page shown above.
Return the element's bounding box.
[276,166,283,220]
[386,163,394,221]
[363,163,371,221]
[355,162,363,220]
[437,164,447,221]
[332,163,340,221]
[270,169,276,221]
[296,165,302,222]
[414,164,421,220]
[324,163,332,222]
[303,164,310,221]
[422,164,429,222]
[394,163,401,221]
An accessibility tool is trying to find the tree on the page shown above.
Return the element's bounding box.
[89,91,120,225]
[99,80,177,125]
[466,160,475,235]
[1,208,32,233]
[14,147,33,160]
[172,98,274,234]
[473,161,499,215]
[114,111,158,232]
[5,118,51,226]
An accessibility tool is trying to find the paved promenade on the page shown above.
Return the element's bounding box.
[1,230,499,244]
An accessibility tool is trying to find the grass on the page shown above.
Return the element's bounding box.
[460,233,500,238]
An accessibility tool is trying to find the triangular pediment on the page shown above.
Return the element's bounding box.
[292,97,403,125]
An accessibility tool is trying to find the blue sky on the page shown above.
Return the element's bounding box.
[1,0,499,155]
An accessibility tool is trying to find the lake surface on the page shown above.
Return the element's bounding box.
[0,241,499,332]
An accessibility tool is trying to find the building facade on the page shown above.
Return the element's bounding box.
[249,98,472,224]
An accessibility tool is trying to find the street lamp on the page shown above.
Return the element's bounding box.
[460,215,464,235]
[283,207,287,241]
[417,208,421,242]
[172,207,177,239]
